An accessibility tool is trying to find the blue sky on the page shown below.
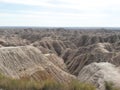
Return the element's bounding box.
[0,0,120,27]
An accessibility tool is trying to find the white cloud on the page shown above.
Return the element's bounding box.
[18,10,107,17]
[0,0,120,26]
[0,10,107,18]
[0,0,54,7]
[0,0,119,10]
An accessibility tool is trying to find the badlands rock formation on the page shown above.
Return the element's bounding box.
[0,27,120,89]
[78,62,120,90]
[62,43,115,75]
[0,46,75,83]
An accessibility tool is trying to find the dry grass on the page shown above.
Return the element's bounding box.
[0,73,96,90]
[0,74,41,90]
[67,80,96,90]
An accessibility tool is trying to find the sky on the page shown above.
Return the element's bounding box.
[0,0,120,27]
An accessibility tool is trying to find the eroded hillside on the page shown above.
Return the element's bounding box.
[0,27,120,90]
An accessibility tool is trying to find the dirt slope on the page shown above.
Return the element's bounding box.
[78,62,120,90]
[0,46,75,83]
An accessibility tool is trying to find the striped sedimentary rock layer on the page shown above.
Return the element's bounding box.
[0,46,75,83]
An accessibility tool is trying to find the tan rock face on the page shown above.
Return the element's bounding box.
[44,53,67,71]
[0,46,75,83]
[78,62,120,90]
[62,43,115,75]
[32,37,76,56]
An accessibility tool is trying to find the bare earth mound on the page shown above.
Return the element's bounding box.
[0,46,75,83]
[78,62,120,90]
